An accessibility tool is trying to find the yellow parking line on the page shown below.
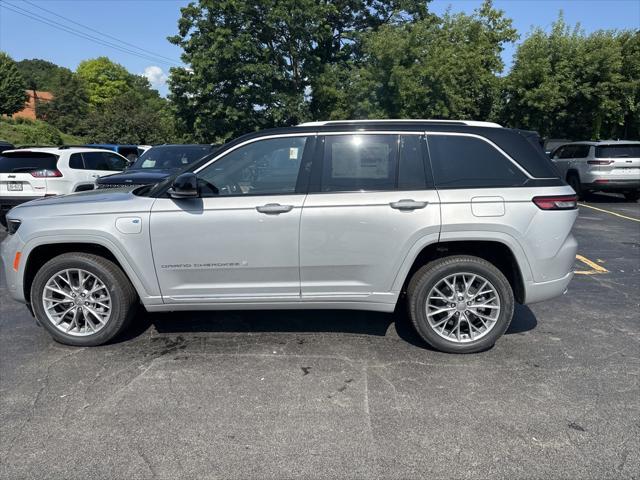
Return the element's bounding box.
[575,254,609,275]
[578,203,640,223]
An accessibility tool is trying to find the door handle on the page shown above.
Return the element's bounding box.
[389,199,428,211]
[256,203,294,214]
[90,174,99,178]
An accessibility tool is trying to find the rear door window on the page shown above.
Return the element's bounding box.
[595,144,640,158]
[0,152,58,173]
[398,135,432,190]
[427,134,527,188]
[571,145,590,158]
[82,152,128,171]
[319,134,398,192]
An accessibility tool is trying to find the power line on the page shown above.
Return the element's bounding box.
[0,1,181,67]
[21,0,181,65]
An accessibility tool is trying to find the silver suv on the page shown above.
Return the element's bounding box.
[550,141,640,201]
[1,120,578,353]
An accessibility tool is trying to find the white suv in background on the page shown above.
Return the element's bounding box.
[551,141,640,201]
[0,147,129,226]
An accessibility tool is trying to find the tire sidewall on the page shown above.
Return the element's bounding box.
[410,258,514,353]
[31,255,129,346]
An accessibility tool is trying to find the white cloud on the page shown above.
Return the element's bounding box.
[143,66,168,87]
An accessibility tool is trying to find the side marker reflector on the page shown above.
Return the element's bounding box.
[13,252,22,271]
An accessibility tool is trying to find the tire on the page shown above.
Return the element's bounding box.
[407,255,514,354]
[567,173,583,200]
[624,190,640,202]
[31,253,137,346]
[0,213,7,229]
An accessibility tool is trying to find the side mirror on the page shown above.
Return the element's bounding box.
[169,172,199,198]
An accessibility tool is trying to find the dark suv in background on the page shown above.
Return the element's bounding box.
[96,144,219,189]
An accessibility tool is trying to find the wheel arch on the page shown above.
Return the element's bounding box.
[22,239,154,308]
[397,239,527,304]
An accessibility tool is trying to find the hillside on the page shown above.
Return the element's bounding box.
[0,117,84,147]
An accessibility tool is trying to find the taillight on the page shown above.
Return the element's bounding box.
[30,169,63,178]
[532,195,578,210]
[587,160,614,165]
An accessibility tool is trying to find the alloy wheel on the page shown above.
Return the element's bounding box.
[42,268,112,336]
[425,272,501,343]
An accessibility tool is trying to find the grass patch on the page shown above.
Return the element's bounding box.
[0,117,84,147]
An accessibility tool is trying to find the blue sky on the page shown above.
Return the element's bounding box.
[1,0,638,97]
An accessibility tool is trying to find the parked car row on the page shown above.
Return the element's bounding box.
[0,143,218,226]
[547,140,640,201]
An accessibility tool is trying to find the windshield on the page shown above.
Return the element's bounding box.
[130,145,212,170]
[595,144,640,158]
[0,152,58,173]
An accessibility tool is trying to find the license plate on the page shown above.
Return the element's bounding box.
[7,182,23,191]
[617,168,639,175]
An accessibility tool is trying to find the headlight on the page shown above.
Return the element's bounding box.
[7,219,21,235]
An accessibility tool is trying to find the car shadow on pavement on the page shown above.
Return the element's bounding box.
[117,302,538,350]
[581,192,629,203]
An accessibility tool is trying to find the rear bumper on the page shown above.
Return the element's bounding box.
[582,179,640,191]
[524,271,574,304]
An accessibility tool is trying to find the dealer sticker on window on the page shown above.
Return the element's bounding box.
[289,147,299,160]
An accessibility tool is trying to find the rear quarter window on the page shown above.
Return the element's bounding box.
[0,152,58,173]
[427,134,527,188]
[595,145,640,158]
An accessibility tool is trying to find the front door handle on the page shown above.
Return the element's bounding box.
[256,203,294,214]
[389,199,428,211]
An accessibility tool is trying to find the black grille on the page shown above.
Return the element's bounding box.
[97,183,144,189]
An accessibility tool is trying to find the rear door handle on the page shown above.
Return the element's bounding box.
[389,199,428,211]
[256,203,294,214]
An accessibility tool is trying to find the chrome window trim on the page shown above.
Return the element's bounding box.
[193,130,555,181]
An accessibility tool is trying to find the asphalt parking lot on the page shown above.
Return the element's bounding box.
[1,193,638,479]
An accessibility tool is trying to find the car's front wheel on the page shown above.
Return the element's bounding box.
[407,255,514,353]
[31,253,137,346]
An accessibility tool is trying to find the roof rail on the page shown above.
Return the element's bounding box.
[297,119,503,128]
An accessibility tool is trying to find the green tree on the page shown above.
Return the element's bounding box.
[0,52,28,116]
[168,0,429,142]
[318,0,517,121]
[83,90,175,144]
[16,58,72,93]
[37,70,90,137]
[502,16,638,140]
[76,57,132,106]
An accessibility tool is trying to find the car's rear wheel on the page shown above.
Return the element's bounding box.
[31,253,137,346]
[407,255,514,353]
[567,173,583,200]
[624,190,640,202]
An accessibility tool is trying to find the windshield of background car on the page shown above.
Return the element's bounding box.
[0,152,58,173]
[595,144,640,158]
[130,146,212,170]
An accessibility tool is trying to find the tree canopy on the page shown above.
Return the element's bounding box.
[501,17,639,139]
[168,0,431,142]
[16,58,72,93]
[0,52,28,116]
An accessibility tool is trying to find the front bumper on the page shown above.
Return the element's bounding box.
[0,230,26,303]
